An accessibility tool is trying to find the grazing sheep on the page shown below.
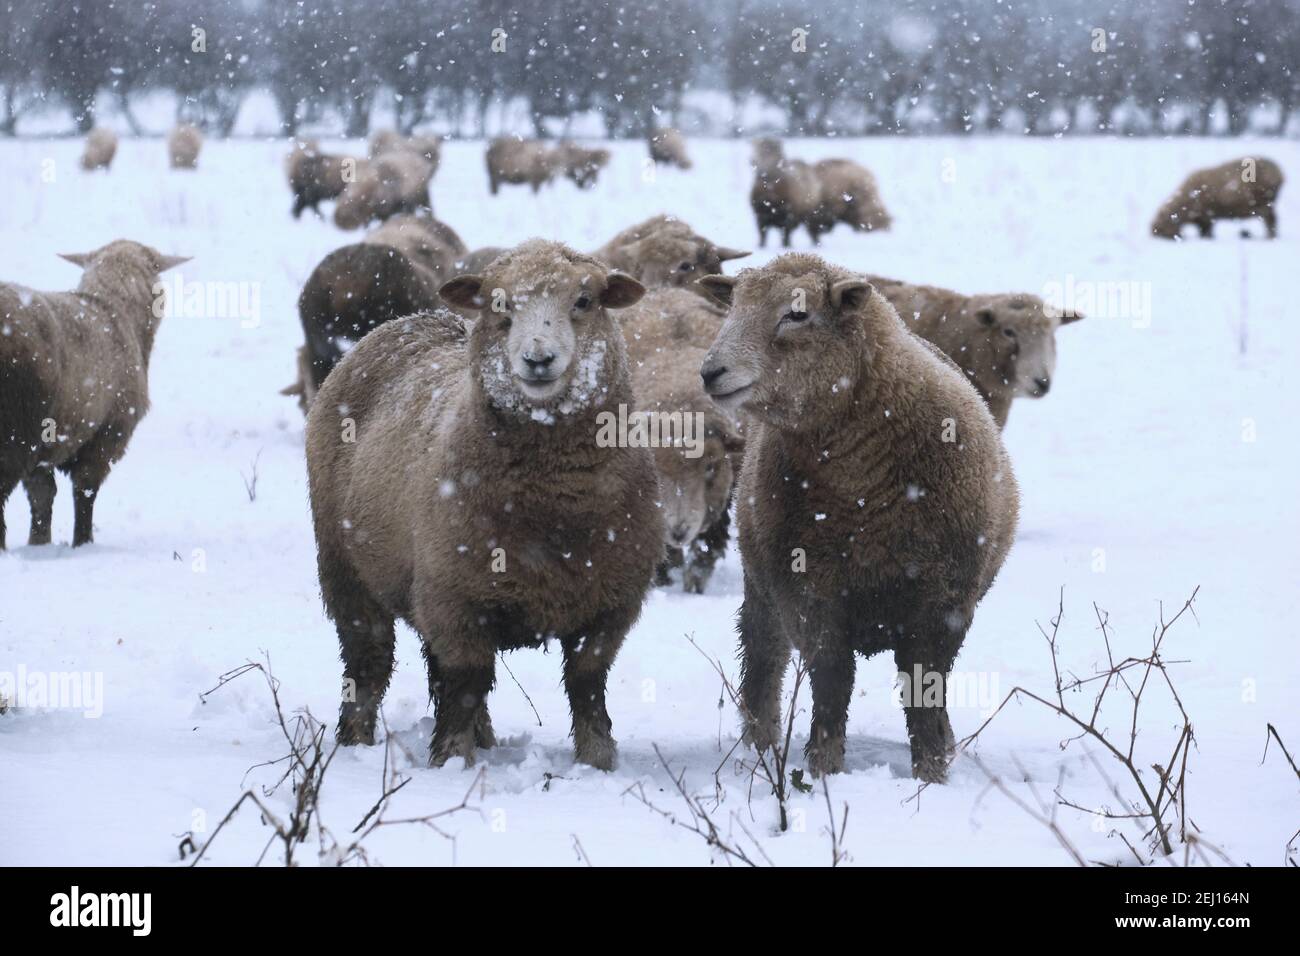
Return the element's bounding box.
[333,150,433,230]
[168,124,202,169]
[811,158,891,234]
[486,137,558,194]
[648,128,692,169]
[80,128,118,171]
[1152,157,1284,238]
[286,139,363,219]
[631,344,743,593]
[369,129,443,175]
[592,215,749,290]
[288,214,465,400]
[556,142,611,190]
[697,255,1019,782]
[622,286,727,362]
[749,137,822,248]
[305,240,660,768]
[0,241,189,548]
[869,276,1083,429]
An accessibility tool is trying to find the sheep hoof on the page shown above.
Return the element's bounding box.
[336,711,377,747]
[912,752,951,785]
[806,743,845,778]
[574,733,617,771]
[429,729,478,768]
[742,720,781,753]
[682,568,710,595]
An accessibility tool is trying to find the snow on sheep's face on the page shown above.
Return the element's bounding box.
[441,242,644,414]
[695,263,871,430]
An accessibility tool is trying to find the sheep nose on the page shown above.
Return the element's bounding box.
[1034,377,1051,394]
[700,362,727,390]
[523,349,556,376]
[669,522,691,544]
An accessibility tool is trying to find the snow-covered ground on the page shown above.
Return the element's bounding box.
[1,135,1296,866]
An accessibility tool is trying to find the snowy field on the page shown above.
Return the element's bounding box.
[1,135,1297,866]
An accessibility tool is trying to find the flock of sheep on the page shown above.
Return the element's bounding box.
[0,124,1286,784]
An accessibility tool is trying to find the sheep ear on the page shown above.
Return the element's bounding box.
[830,279,872,313]
[59,252,93,268]
[714,246,751,262]
[1059,309,1085,325]
[439,275,487,309]
[696,274,736,306]
[601,272,645,309]
[157,255,191,271]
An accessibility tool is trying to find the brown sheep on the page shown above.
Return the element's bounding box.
[749,137,822,248]
[648,128,692,169]
[452,246,507,275]
[869,276,1083,429]
[370,129,443,175]
[630,344,743,593]
[0,241,189,548]
[486,137,558,195]
[167,124,202,170]
[622,286,727,362]
[592,215,749,290]
[305,240,661,769]
[286,139,364,219]
[80,128,118,171]
[285,215,466,403]
[1152,157,1284,238]
[811,158,891,234]
[697,255,1019,782]
[333,150,433,230]
[556,142,611,190]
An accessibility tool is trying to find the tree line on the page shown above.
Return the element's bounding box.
[1,0,1296,137]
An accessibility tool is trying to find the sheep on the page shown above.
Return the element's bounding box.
[0,241,189,549]
[452,246,507,276]
[285,214,466,404]
[485,137,558,194]
[305,239,661,768]
[868,276,1083,429]
[168,124,202,169]
[333,150,433,230]
[749,137,822,248]
[369,129,443,175]
[630,343,743,593]
[592,215,750,290]
[621,286,727,361]
[696,254,1019,782]
[811,158,891,234]
[648,128,692,169]
[285,139,363,219]
[80,128,118,171]
[556,142,611,190]
[1152,157,1284,239]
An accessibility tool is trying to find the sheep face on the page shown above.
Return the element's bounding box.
[697,262,870,429]
[652,427,740,548]
[972,294,1080,399]
[625,234,750,288]
[440,241,644,409]
[1150,200,1186,238]
[751,138,784,171]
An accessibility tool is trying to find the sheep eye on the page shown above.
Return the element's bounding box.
[677,262,694,272]
[1002,327,1017,338]
[781,310,809,324]
[574,294,592,310]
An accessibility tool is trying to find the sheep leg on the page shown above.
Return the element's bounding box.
[1261,205,1278,238]
[423,644,496,751]
[804,632,855,777]
[737,581,789,751]
[1197,218,1213,238]
[757,224,768,248]
[561,607,636,770]
[781,225,795,248]
[894,635,961,784]
[68,434,119,547]
[23,466,56,545]
[0,473,16,550]
[334,606,396,747]
[682,508,730,595]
